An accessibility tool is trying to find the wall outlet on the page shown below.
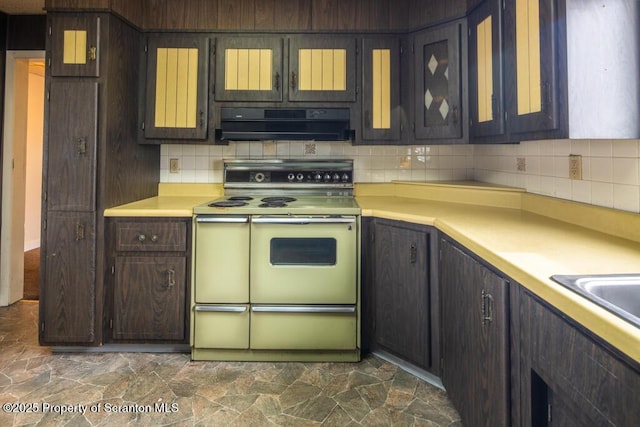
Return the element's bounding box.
[169,158,180,173]
[304,143,317,155]
[569,154,582,180]
[516,157,526,172]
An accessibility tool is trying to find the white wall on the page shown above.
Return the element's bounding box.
[24,63,44,251]
[475,139,640,213]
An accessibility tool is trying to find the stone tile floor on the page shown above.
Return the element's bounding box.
[0,301,461,426]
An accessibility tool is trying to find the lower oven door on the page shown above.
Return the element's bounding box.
[250,215,358,304]
[193,305,249,349]
[250,305,357,350]
[194,215,249,303]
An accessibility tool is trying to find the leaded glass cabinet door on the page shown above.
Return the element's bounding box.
[414,23,462,140]
[215,37,283,102]
[144,35,209,140]
[468,0,506,139]
[505,0,559,135]
[362,38,402,142]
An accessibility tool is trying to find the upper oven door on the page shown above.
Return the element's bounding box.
[250,215,358,304]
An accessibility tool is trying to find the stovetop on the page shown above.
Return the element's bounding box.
[193,159,359,215]
[193,195,361,215]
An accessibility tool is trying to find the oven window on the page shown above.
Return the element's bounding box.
[270,238,337,265]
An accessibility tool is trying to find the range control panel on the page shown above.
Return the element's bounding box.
[224,159,354,187]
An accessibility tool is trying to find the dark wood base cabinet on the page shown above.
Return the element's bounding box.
[520,291,640,427]
[362,218,440,374]
[105,218,191,344]
[439,236,510,427]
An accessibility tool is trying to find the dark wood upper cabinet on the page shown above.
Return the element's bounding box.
[361,37,402,142]
[470,0,640,142]
[143,34,210,140]
[468,0,506,140]
[214,36,284,102]
[49,13,100,77]
[504,0,560,137]
[414,22,464,141]
[288,37,357,102]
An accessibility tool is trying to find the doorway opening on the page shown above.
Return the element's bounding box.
[0,51,45,305]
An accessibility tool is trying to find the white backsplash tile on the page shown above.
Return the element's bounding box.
[160,138,640,213]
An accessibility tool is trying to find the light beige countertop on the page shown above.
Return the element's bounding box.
[103,184,222,217]
[104,181,640,362]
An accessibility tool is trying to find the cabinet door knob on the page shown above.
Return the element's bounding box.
[150,234,158,242]
[89,46,97,61]
[138,234,146,242]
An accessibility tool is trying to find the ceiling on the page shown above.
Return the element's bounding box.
[0,0,45,14]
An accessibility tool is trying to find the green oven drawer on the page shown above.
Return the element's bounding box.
[250,305,357,350]
[193,305,249,349]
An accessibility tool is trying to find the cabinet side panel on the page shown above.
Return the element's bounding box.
[103,15,159,208]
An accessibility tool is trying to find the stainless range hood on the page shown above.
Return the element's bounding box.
[216,107,354,142]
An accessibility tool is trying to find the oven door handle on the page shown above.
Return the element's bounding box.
[251,217,356,225]
[194,305,248,313]
[196,216,249,223]
[251,305,356,314]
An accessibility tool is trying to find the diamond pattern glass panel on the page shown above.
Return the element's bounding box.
[422,40,450,127]
[424,89,434,109]
[428,55,438,75]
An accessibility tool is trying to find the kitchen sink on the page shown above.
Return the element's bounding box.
[550,274,640,328]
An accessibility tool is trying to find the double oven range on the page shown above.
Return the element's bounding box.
[191,159,361,362]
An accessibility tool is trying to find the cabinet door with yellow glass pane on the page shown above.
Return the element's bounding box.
[288,37,357,102]
[414,23,464,140]
[49,13,100,77]
[504,0,559,136]
[468,0,506,139]
[361,38,402,142]
[215,37,283,102]
[143,35,209,140]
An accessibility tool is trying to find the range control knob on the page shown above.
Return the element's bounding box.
[314,173,322,182]
[342,173,350,182]
[287,173,296,181]
[254,172,266,183]
[333,173,341,181]
[296,173,304,181]
[323,173,331,182]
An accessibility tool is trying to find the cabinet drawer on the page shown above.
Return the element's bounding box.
[116,221,186,252]
[193,305,249,349]
[250,306,357,350]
